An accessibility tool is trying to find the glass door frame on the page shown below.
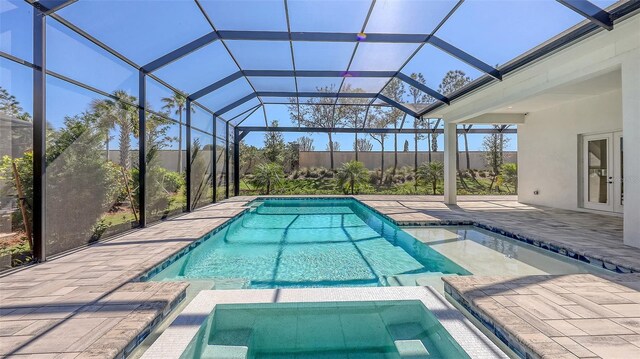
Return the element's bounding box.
[613,131,623,213]
[582,133,614,212]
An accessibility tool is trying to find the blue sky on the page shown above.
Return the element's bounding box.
[2,0,611,151]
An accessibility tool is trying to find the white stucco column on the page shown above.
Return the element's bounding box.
[443,121,457,205]
[622,56,640,248]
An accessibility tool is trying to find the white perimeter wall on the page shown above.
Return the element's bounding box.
[518,89,622,210]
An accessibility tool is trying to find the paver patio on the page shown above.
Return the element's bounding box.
[0,203,246,358]
[444,274,640,359]
[0,195,637,359]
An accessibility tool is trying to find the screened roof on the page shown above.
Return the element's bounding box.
[29,0,637,128]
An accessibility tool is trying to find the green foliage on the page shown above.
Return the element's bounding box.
[336,161,369,195]
[239,141,260,175]
[283,141,300,173]
[190,139,213,209]
[44,114,123,252]
[0,152,34,232]
[417,161,444,194]
[501,163,518,192]
[251,162,284,195]
[263,120,285,162]
[91,90,138,171]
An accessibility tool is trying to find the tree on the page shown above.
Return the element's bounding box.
[0,86,31,121]
[439,70,473,173]
[326,141,340,151]
[135,112,181,220]
[239,141,260,175]
[290,85,349,170]
[482,125,510,192]
[502,163,518,193]
[190,138,213,209]
[251,162,284,195]
[161,91,192,173]
[283,141,300,173]
[338,86,368,161]
[403,140,409,152]
[381,78,406,175]
[91,90,138,172]
[369,109,393,185]
[417,161,444,195]
[297,136,314,151]
[408,74,434,184]
[44,112,122,252]
[263,120,285,162]
[336,160,369,195]
[354,138,373,152]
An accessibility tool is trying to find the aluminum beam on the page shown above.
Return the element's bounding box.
[142,32,218,73]
[189,72,244,101]
[215,93,258,115]
[557,0,614,30]
[396,73,450,105]
[32,0,77,14]
[32,9,46,262]
[236,126,517,134]
[428,36,502,80]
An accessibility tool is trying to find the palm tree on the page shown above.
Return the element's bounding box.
[161,91,193,174]
[91,90,138,172]
[251,162,284,195]
[336,160,369,195]
[417,161,444,195]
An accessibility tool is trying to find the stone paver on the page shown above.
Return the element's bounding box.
[444,274,640,359]
[0,202,247,358]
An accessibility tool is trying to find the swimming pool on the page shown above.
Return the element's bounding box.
[152,198,469,288]
[141,287,507,359]
[182,301,470,359]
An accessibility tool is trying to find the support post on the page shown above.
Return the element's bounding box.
[138,71,147,227]
[185,99,192,211]
[32,9,46,262]
[225,122,230,199]
[444,121,457,205]
[622,57,640,248]
[233,127,240,196]
[212,117,217,203]
[355,133,358,161]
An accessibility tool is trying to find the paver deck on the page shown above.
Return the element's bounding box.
[444,274,640,359]
[0,203,247,358]
[0,195,638,359]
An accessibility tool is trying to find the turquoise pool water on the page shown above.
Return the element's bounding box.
[180,301,471,359]
[153,199,469,288]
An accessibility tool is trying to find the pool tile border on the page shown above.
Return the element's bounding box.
[117,288,188,359]
[444,283,528,358]
[141,287,508,359]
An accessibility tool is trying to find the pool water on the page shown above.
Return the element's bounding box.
[180,301,471,359]
[402,226,613,276]
[153,199,469,288]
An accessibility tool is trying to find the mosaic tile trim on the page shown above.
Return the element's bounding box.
[117,289,187,359]
[136,208,249,282]
[444,283,528,359]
